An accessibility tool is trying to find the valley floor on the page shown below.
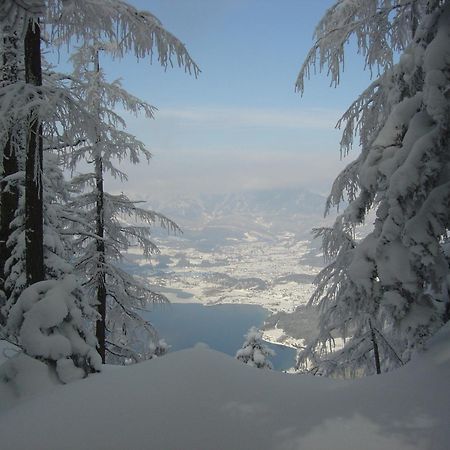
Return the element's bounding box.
[128,234,323,349]
[154,237,319,313]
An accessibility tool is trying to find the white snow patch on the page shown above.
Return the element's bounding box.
[0,328,449,450]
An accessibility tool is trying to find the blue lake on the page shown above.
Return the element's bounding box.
[142,303,297,371]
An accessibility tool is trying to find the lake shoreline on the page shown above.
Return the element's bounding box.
[143,302,298,371]
[158,291,305,350]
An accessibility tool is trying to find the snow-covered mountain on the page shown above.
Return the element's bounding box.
[148,188,329,239]
[150,188,325,220]
[123,187,329,318]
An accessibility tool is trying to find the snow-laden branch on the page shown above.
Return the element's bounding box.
[296,0,421,94]
[297,1,450,375]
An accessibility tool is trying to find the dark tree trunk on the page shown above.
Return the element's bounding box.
[93,50,106,363]
[24,19,44,286]
[0,30,20,323]
[95,155,106,364]
[369,319,381,375]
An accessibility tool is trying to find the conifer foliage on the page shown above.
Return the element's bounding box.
[6,275,102,382]
[0,0,198,379]
[297,0,450,376]
[236,327,275,370]
[66,41,181,364]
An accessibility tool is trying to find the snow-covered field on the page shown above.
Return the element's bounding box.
[127,189,328,316]
[1,324,449,450]
[152,236,319,314]
[127,232,321,314]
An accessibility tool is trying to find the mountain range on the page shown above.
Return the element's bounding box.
[147,188,331,241]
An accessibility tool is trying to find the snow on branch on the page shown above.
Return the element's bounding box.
[296,0,421,94]
[0,79,99,159]
[0,0,45,38]
[47,0,200,75]
[297,1,450,375]
[6,275,101,383]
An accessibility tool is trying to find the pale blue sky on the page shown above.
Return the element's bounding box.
[75,1,373,200]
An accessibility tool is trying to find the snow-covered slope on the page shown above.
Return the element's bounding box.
[0,326,449,450]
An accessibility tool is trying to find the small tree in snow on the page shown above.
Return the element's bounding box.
[6,275,101,383]
[236,327,275,369]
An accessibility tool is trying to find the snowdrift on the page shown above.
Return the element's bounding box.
[0,327,449,450]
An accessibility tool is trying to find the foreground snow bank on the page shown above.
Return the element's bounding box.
[0,327,449,450]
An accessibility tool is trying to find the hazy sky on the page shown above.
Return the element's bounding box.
[87,0,373,200]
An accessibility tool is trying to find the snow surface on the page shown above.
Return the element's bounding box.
[0,326,449,450]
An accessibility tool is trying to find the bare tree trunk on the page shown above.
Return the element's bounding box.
[93,50,106,363]
[95,154,106,364]
[24,19,44,286]
[369,319,381,375]
[0,30,20,323]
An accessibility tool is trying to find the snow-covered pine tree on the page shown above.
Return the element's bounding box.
[64,39,184,364]
[3,152,74,315]
[1,0,199,274]
[1,1,198,366]
[296,0,450,376]
[52,0,198,365]
[24,9,45,286]
[0,9,99,320]
[0,43,103,379]
[50,0,198,365]
[0,1,90,293]
[0,19,21,320]
[0,96,102,380]
[0,2,45,322]
[6,274,102,382]
[236,327,275,369]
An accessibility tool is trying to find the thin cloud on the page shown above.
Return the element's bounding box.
[156,106,340,130]
[107,146,348,200]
